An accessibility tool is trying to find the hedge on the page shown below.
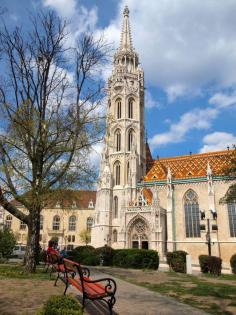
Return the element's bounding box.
[167,250,187,273]
[230,254,236,274]
[38,295,82,315]
[199,255,222,276]
[95,246,115,266]
[67,245,99,266]
[113,249,159,269]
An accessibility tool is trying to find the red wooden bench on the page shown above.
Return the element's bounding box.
[63,258,117,314]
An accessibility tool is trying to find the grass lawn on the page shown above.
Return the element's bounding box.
[97,266,236,315]
[0,263,64,315]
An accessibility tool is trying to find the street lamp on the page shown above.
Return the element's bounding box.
[205,219,212,256]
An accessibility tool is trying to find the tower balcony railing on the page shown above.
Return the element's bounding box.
[125,205,152,213]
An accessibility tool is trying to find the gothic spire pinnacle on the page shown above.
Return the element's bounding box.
[119,6,133,52]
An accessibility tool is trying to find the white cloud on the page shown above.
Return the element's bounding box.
[43,0,76,18]
[103,0,236,100]
[145,91,160,109]
[209,92,236,108]
[200,132,236,153]
[149,107,218,148]
[89,142,104,169]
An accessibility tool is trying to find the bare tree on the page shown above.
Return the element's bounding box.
[0,11,109,272]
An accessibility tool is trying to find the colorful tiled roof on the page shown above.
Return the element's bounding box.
[144,150,233,181]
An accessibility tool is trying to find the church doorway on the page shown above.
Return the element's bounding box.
[129,218,149,249]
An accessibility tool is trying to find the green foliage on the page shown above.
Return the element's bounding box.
[230,253,236,274]
[79,229,91,245]
[167,250,188,273]
[166,252,174,268]
[0,264,50,280]
[0,227,16,258]
[95,246,115,266]
[199,255,222,276]
[113,249,159,269]
[38,295,82,315]
[199,255,209,273]
[68,245,99,266]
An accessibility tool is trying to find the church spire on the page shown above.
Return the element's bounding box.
[119,6,133,52]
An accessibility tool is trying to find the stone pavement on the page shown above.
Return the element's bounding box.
[68,268,209,315]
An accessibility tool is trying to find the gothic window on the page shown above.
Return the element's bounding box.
[20,221,27,230]
[128,129,135,151]
[52,215,60,231]
[113,230,118,242]
[127,162,130,181]
[5,215,12,229]
[87,217,93,231]
[184,190,200,238]
[117,99,121,119]
[227,203,236,237]
[115,129,121,152]
[114,161,121,185]
[128,98,133,119]
[114,196,118,218]
[68,215,76,231]
[68,235,75,242]
[40,215,43,230]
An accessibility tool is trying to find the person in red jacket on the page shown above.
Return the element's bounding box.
[47,240,59,255]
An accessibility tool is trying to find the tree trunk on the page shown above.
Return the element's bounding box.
[24,209,40,273]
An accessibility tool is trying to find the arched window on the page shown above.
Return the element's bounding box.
[113,230,118,242]
[52,215,60,231]
[114,196,118,218]
[184,190,200,238]
[114,161,121,185]
[227,203,236,237]
[128,98,133,118]
[87,217,93,231]
[20,221,27,230]
[40,215,43,230]
[117,99,121,119]
[128,129,135,151]
[127,162,130,181]
[5,215,12,229]
[115,129,121,152]
[68,215,76,231]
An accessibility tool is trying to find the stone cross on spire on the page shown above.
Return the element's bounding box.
[119,6,133,52]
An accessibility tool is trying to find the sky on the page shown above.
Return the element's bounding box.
[1,0,236,164]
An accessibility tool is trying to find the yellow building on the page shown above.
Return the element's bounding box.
[4,190,96,250]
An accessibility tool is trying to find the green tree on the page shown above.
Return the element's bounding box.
[0,227,16,258]
[0,11,109,272]
[79,229,91,245]
[221,148,236,203]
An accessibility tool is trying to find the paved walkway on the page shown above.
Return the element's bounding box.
[68,268,209,315]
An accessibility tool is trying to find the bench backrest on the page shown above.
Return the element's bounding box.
[63,258,90,292]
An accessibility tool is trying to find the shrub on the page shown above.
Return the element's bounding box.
[166,252,174,269]
[38,295,82,315]
[167,250,188,273]
[68,245,99,266]
[199,255,222,276]
[0,227,16,258]
[230,254,236,274]
[95,246,115,266]
[199,255,209,273]
[113,249,159,269]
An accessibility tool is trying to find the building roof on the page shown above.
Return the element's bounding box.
[144,149,233,182]
[12,190,96,210]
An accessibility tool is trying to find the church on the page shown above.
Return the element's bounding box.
[91,6,236,267]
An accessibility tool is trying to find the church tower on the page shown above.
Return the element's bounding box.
[91,6,146,248]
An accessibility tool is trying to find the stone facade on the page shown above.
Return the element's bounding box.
[4,191,96,250]
[91,6,236,267]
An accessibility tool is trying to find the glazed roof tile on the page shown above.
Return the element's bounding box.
[144,150,233,181]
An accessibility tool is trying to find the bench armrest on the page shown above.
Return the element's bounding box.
[83,277,117,295]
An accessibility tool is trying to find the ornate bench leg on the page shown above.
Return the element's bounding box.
[63,282,69,295]
[54,273,59,286]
